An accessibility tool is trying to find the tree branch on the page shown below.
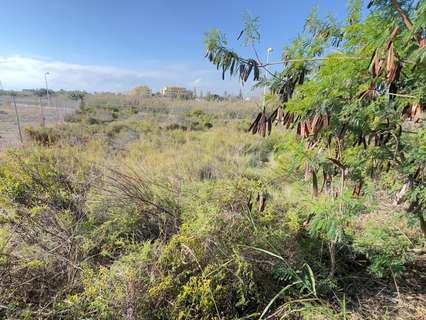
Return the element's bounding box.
[261,55,369,67]
[391,0,414,32]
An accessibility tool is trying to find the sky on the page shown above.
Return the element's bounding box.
[0,0,355,95]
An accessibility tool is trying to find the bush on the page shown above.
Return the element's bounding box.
[353,217,414,278]
[25,126,60,145]
[0,146,101,317]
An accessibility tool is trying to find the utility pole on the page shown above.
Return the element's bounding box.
[11,95,23,143]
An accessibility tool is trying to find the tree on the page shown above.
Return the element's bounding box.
[205,93,223,101]
[205,0,426,276]
[68,91,87,109]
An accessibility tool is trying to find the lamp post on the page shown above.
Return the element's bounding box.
[263,48,273,107]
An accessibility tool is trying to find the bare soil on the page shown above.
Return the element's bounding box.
[0,103,74,151]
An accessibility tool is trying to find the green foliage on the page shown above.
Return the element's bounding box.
[202,1,426,316]
[25,126,60,145]
[241,10,261,46]
[186,109,216,130]
[353,215,414,277]
[1,1,426,319]
[308,195,367,242]
[204,29,227,52]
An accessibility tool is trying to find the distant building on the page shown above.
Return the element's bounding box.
[130,85,152,97]
[160,86,193,99]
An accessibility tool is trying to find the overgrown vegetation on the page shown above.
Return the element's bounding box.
[1,1,425,319]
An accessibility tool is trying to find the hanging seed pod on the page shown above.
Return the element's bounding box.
[249,113,262,134]
[386,41,397,84]
[310,113,322,135]
[312,170,319,197]
[367,134,373,145]
[369,48,384,78]
[304,122,311,138]
[322,113,329,129]
[245,62,253,82]
[230,59,236,76]
[259,111,268,137]
[337,124,346,139]
[402,105,411,121]
[374,134,380,146]
[276,107,285,125]
[239,64,246,82]
[252,60,260,81]
[269,108,278,124]
[375,58,384,78]
[247,193,253,211]
[285,113,293,128]
[257,192,266,212]
[320,169,327,193]
[352,180,363,197]
[267,116,272,136]
[412,103,423,122]
[300,122,306,138]
[362,137,367,149]
[284,113,290,128]
[237,29,245,40]
[298,67,306,85]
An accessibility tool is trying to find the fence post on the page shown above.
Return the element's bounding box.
[55,95,61,122]
[39,96,45,127]
[11,95,23,143]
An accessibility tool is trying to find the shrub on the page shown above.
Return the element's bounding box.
[25,126,60,145]
[353,217,414,278]
[0,147,100,316]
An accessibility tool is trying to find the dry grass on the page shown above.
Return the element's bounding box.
[0,102,75,151]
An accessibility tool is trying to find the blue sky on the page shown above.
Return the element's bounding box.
[0,0,354,94]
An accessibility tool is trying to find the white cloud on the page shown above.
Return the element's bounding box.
[188,78,203,87]
[0,55,257,95]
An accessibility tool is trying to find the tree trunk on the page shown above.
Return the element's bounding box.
[417,211,426,238]
[312,170,319,197]
[328,240,336,278]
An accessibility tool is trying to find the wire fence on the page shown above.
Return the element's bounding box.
[0,94,78,151]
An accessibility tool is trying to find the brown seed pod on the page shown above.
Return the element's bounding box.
[369,48,384,78]
[276,107,285,125]
[259,111,268,137]
[412,103,423,123]
[257,192,266,212]
[310,113,322,135]
[312,170,319,197]
[352,180,363,197]
[249,113,262,134]
[322,113,329,129]
[386,41,397,84]
[269,107,279,124]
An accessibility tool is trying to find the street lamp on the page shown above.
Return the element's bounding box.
[44,72,50,109]
[263,48,273,107]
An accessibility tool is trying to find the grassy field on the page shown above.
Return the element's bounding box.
[0,97,424,319]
